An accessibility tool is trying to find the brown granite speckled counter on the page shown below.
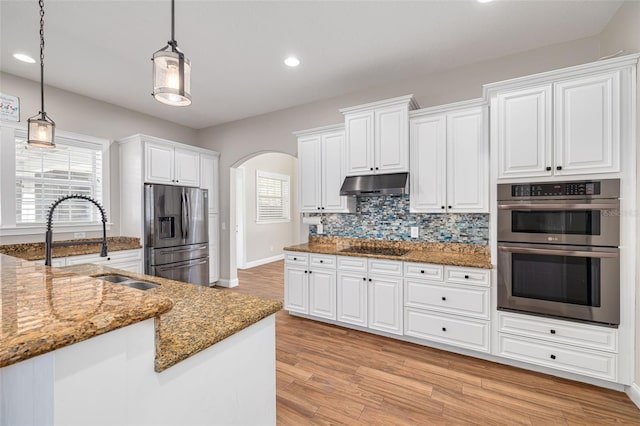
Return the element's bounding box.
[0,254,173,368]
[0,236,142,261]
[284,236,493,269]
[62,264,282,372]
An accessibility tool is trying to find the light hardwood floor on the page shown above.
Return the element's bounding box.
[222,260,640,425]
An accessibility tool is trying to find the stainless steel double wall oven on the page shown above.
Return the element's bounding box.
[497,179,620,326]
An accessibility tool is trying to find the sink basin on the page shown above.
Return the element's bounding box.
[96,274,160,291]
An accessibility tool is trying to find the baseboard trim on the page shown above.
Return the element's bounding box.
[241,254,284,270]
[216,278,239,288]
[626,383,640,409]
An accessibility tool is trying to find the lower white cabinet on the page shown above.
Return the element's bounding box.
[308,269,337,320]
[284,252,337,319]
[39,249,144,274]
[337,271,368,327]
[368,276,403,335]
[284,265,308,314]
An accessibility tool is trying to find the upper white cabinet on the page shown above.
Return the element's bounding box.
[200,153,220,214]
[409,100,488,213]
[295,124,355,213]
[486,55,637,180]
[340,95,419,176]
[145,141,200,187]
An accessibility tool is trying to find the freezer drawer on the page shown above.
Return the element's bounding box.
[149,257,210,286]
[148,243,209,266]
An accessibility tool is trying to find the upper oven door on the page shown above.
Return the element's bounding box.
[498,199,620,247]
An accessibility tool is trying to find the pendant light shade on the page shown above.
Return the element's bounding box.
[152,0,191,106]
[27,0,56,148]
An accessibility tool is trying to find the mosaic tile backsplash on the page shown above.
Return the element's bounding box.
[308,195,489,245]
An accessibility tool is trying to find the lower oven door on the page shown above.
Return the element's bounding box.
[497,243,619,326]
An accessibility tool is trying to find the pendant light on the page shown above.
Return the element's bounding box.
[152,0,191,106]
[27,0,56,148]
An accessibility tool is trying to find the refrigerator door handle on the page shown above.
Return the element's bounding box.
[186,192,191,239]
[181,189,188,240]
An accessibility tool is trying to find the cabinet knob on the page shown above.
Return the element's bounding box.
[375,167,379,170]
[368,278,372,282]
[304,270,308,274]
[556,166,562,171]
[176,180,179,183]
[441,296,446,301]
[464,275,469,279]
[309,270,312,274]
[442,327,447,332]
[550,354,556,360]
[370,167,374,171]
[321,207,325,210]
[546,166,552,171]
[107,257,111,261]
[293,257,297,260]
[448,206,452,209]
[363,277,366,281]
[420,270,425,274]
[441,206,445,209]
[550,329,556,335]
[317,207,321,210]
[319,260,323,263]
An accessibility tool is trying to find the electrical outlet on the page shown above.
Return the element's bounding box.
[410,226,419,239]
[74,232,86,239]
[317,223,324,234]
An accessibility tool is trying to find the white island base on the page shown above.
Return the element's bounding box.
[1,315,276,426]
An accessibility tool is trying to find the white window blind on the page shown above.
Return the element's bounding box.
[15,134,104,225]
[256,170,290,224]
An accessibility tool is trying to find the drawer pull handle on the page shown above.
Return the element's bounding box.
[464,275,469,279]
[442,327,446,332]
[550,354,556,360]
[550,329,556,334]
[441,296,446,301]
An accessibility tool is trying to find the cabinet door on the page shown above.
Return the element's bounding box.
[496,85,552,179]
[285,266,308,314]
[554,71,620,175]
[297,136,322,212]
[174,148,200,187]
[409,114,446,212]
[200,154,219,213]
[321,131,350,212]
[337,271,367,327]
[309,269,337,320]
[208,213,219,283]
[345,111,374,176]
[447,107,487,212]
[368,276,403,335]
[375,104,409,174]
[144,142,174,184]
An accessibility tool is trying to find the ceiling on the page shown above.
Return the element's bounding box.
[0,1,622,129]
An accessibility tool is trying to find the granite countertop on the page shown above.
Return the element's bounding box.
[0,236,142,261]
[0,254,173,368]
[284,236,493,269]
[60,264,282,372]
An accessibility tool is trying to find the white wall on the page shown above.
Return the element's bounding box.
[195,36,602,282]
[599,0,640,389]
[0,72,198,244]
[237,153,300,266]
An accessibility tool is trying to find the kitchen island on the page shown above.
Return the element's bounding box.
[0,254,281,426]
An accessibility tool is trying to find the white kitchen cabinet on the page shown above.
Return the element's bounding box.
[340,95,418,176]
[295,125,354,213]
[337,271,368,327]
[308,268,337,320]
[284,251,337,319]
[64,249,143,273]
[284,264,308,314]
[368,275,403,335]
[208,213,219,283]
[489,62,631,180]
[200,153,220,214]
[410,100,488,213]
[144,141,200,187]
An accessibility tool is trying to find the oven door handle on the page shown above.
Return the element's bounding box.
[498,246,618,258]
[498,203,618,210]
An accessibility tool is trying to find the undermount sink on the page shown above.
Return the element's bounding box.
[96,274,160,291]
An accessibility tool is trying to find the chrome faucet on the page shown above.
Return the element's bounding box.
[45,194,108,266]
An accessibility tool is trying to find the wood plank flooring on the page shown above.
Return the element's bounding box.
[221,260,640,425]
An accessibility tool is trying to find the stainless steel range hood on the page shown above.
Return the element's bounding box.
[339,172,409,196]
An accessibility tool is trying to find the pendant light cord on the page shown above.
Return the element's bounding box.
[39,0,45,116]
[168,0,178,51]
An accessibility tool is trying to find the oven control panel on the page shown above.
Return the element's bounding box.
[511,182,601,197]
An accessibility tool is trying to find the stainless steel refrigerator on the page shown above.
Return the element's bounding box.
[144,184,209,286]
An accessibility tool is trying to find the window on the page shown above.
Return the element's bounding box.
[256,170,290,224]
[0,124,109,234]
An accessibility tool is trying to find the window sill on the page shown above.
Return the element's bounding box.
[0,223,113,237]
[255,219,291,225]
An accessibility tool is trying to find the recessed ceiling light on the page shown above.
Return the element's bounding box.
[284,56,300,67]
[13,53,36,63]
[477,0,494,3]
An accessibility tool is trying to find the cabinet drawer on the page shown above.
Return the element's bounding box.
[65,249,142,266]
[404,262,443,281]
[284,252,308,266]
[445,266,490,287]
[498,312,618,353]
[368,259,403,277]
[405,308,490,353]
[337,256,367,272]
[498,334,617,382]
[309,254,336,269]
[405,280,489,320]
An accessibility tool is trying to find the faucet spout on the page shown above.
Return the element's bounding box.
[44,194,109,266]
